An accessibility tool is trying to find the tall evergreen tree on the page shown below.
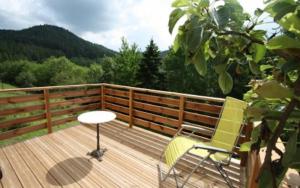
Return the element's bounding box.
[138,39,161,89]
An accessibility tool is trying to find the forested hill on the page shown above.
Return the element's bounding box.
[0,25,115,63]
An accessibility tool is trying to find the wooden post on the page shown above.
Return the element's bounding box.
[247,150,260,188]
[178,96,185,129]
[101,85,105,110]
[43,89,52,133]
[129,89,134,128]
[240,122,253,167]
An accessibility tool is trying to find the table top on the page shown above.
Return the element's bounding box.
[77,111,116,124]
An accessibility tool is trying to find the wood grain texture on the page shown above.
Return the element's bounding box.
[0,104,44,117]
[0,122,243,188]
[44,89,52,133]
[0,123,46,141]
[0,94,43,105]
[134,93,179,107]
[185,100,222,115]
[49,88,101,99]
[0,114,45,129]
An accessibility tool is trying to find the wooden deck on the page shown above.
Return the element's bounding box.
[0,120,243,188]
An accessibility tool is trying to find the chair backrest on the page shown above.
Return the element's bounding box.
[210,97,247,152]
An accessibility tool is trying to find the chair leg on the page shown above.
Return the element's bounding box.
[211,161,234,188]
[0,166,2,180]
[180,155,209,188]
[173,168,179,188]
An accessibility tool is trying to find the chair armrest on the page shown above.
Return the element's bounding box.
[181,124,204,132]
[194,144,232,154]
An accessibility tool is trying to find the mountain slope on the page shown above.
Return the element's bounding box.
[0,25,115,62]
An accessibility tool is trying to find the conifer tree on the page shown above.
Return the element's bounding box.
[138,39,161,89]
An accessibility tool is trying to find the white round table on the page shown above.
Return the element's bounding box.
[78,111,116,161]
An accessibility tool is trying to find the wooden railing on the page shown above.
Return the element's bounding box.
[0,83,250,160]
[0,84,102,140]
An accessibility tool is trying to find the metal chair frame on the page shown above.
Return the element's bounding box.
[158,100,246,188]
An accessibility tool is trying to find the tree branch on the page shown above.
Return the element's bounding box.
[257,77,300,187]
[216,30,265,45]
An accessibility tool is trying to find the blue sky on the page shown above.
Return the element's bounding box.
[0,0,264,51]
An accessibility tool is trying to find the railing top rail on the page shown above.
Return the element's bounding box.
[102,83,225,103]
[0,82,225,103]
[0,83,102,93]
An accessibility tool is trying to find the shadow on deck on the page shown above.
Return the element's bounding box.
[0,120,243,188]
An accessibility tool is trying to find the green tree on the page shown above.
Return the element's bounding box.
[0,60,33,85]
[169,0,300,186]
[162,48,223,96]
[15,63,39,87]
[114,37,142,86]
[138,39,162,89]
[87,64,104,83]
[101,56,117,83]
[35,56,87,86]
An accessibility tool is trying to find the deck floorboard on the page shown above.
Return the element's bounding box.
[0,120,242,188]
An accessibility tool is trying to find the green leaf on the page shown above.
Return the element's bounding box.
[260,64,273,72]
[250,30,267,41]
[193,49,207,76]
[264,0,297,21]
[290,149,300,170]
[249,61,261,75]
[214,63,227,74]
[267,35,300,50]
[240,142,252,152]
[197,0,209,9]
[252,44,266,63]
[254,80,293,99]
[282,130,298,167]
[186,17,203,53]
[218,71,233,94]
[281,60,300,73]
[259,169,273,188]
[254,8,264,17]
[251,124,261,143]
[245,106,266,121]
[216,6,230,28]
[169,8,185,34]
[173,34,182,52]
[279,12,300,35]
[172,0,189,7]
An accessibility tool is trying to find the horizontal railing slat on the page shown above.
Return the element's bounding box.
[133,101,178,117]
[0,114,46,129]
[134,93,179,107]
[185,101,222,115]
[49,88,101,99]
[105,88,129,98]
[52,116,76,126]
[50,96,100,108]
[0,104,44,117]
[133,118,177,136]
[0,123,46,140]
[51,103,100,117]
[133,109,178,127]
[105,102,129,114]
[104,96,129,106]
[0,94,43,104]
[184,111,218,126]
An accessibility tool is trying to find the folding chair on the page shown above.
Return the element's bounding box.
[158,97,247,188]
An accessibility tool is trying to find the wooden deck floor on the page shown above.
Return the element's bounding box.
[0,120,242,188]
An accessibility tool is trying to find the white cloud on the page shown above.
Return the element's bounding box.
[0,0,267,51]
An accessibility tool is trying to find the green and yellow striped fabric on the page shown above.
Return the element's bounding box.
[164,97,247,167]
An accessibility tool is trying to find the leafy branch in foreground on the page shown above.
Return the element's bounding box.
[169,0,300,187]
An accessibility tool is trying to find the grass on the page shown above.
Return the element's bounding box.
[0,121,78,147]
[0,83,79,147]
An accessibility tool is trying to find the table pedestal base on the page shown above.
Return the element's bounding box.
[87,148,107,161]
